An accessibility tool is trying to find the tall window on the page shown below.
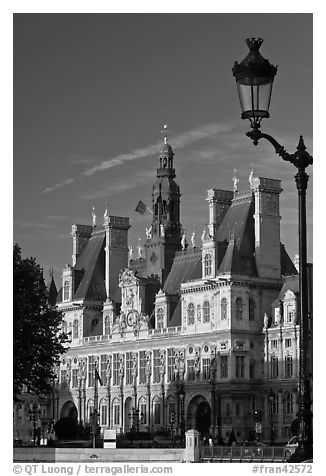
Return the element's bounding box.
[100,354,107,386]
[249,298,255,321]
[187,303,195,325]
[204,254,212,276]
[139,351,146,384]
[126,352,133,385]
[203,301,210,323]
[271,394,279,415]
[167,348,175,382]
[60,369,67,384]
[197,305,201,322]
[72,368,78,388]
[73,319,79,339]
[87,399,94,421]
[88,356,95,387]
[220,356,228,378]
[249,361,255,379]
[154,400,161,425]
[187,359,195,381]
[236,356,245,378]
[235,297,243,319]
[62,320,67,334]
[113,354,120,386]
[100,400,107,426]
[287,306,295,324]
[63,280,70,301]
[113,400,120,426]
[202,358,210,380]
[104,315,110,334]
[157,308,164,329]
[285,338,292,348]
[153,350,160,383]
[140,399,147,425]
[271,357,278,379]
[284,393,293,414]
[285,356,293,378]
[221,298,227,320]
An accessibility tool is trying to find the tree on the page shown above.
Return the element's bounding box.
[13,244,69,399]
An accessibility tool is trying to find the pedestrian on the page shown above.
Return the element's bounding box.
[208,436,213,446]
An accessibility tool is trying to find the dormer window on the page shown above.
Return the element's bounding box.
[235,297,243,319]
[157,308,164,329]
[63,280,70,301]
[187,303,195,325]
[203,301,210,323]
[73,320,79,339]
[204,254,212,276]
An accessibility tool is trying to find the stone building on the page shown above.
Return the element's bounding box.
[14,132,312,445]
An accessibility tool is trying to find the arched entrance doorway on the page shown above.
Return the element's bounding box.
[60,400,78,422]
[196,401,211,435]
[186,395,211,435]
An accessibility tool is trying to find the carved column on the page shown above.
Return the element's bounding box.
[159,350,166,428]
[118,354,124,432]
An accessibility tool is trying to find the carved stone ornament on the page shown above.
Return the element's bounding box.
[106,355,112,381]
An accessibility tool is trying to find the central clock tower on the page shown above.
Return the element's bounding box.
[144,129,181,285]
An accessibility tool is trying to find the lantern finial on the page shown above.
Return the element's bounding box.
[246,38,263,51]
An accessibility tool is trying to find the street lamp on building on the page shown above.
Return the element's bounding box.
[232,38,313,462]
[28,402,41,446]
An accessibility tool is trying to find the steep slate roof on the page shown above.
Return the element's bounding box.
[280,244,298,276]
[216,195,257,276]
[169,300,181,327]
[47,276,58,306]
[277,275,299,300]
[163,249,202,295]
[73,232,106,301]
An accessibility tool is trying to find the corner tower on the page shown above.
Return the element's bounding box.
[144,126,182,284]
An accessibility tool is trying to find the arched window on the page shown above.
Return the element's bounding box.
[187,303,195,325]
[112,398,120,426]
[87,398,94,422]
[197,305,201,322]
[104,315,110,335]
[63,280,70,301]
[99,398,107,426]
[235,297,243,319]
[73,319,79,339]
[203,301,210,323]
[221,298,227,320]
[249,298,255,321]
[62,320,67,334]
[204,254,212,276]
[157,308,164,329]
[284,393,293,414]
[153,396,161,425]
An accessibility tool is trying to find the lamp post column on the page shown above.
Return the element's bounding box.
[295,167,313,458]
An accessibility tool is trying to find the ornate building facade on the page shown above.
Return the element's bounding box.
[14,132,312,445]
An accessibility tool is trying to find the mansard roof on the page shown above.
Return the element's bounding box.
[280,244,298,276]
[47,276,58,306]
[73,231,106,301]
[163,249,202,295]
[216,194,257,276]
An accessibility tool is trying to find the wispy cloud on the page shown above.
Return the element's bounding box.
[42,178,76,194]
[41,122,233,194]
[79,171,154,200]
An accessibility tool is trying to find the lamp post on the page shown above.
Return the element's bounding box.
[268,390,275,446]
[232,38,313,462]
[28,402,41,446]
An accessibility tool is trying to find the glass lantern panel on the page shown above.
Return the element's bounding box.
[237,81,273,119]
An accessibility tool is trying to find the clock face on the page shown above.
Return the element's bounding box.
[127,310,138,327]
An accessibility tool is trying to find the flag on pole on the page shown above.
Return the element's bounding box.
[95,368,103,386]
[135,200,150,215]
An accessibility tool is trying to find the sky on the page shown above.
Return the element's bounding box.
[13,12,313,286]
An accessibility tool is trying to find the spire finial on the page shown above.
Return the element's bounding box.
[161,123,171,144]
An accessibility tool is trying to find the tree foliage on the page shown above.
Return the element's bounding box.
[13,244,69,399]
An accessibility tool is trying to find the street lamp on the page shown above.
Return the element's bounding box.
[233,38,313,462]
[28,402,41,446]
